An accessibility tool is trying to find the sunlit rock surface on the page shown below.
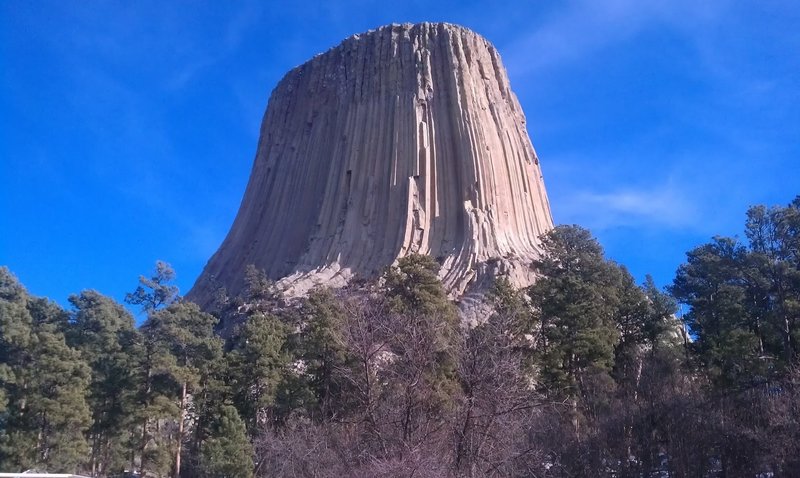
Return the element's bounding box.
[188,23,553,313]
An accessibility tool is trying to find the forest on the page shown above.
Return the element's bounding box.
[1,197,798,477]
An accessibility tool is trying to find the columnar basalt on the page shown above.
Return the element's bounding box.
[188,22,554,311]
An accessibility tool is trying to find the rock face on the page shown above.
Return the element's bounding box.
[188,22,553,310]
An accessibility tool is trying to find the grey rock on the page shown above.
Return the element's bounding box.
[187,23,554,315]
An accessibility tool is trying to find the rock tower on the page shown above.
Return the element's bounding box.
[188,22,553,310]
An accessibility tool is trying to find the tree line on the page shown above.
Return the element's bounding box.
[0,196,798,477]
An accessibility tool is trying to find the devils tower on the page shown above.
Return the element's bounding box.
[188,22,553,309]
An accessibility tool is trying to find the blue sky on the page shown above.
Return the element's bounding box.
[2,0,798,308]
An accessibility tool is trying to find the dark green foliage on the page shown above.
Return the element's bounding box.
[1,197,799,477]
[198,404,253,477]
[671,237,764,384]
[672,197,800,387]
[67,290,141,476]
[384,254,456,321]
[641,274,682,350]
[145,302,222,389]
[744,200,800,364]
[9,324,92,471]
[0,267,30,419]
[528,224,689,457]
[133,315,181,476]
[125,261,227,478]
[228,312,289,433]
[528,226,623,397]
[0,268,92,473]
[485,277,532,336]
[208,265,284,337]
[383,255,461,420]
[125,260,179,313]
[294,288,354,420]
[221,266,290,433]
[242,264,282,308]
[126,262,185,477]
[145,301,223,477]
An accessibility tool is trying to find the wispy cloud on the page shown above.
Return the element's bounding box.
[500,0,798,240]
[166,1,264,90]
[502,0,724,76]
[554,180,699,231]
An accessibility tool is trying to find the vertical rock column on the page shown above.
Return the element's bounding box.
[188,22,554,309]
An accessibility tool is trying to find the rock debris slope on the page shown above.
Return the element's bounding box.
[188,22,554,310]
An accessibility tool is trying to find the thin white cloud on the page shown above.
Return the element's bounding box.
[166,0,264,90]
[554,181,699,231]
[502,0,725,76]
[500,0,799,238]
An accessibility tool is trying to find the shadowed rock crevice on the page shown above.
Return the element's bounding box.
[188,22,554,310]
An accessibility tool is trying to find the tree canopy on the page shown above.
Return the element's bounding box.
[1,196,799,476]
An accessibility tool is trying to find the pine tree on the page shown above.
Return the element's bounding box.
[0,268,92,473]
[228,312,289,434]
[528,226,628,440]
[744,199,800,367]
[125,260,179,313]
[382,255,460,368]
[529,226,621,397]
[294,288,353,420]
[198,404,253,478]
[381,255,461,441]
[124,261,184,476]
[145,301,223,478]
[383,254,456,320]
[640,275,681,351]
[67,290,141,476]
[671,197,800,386]
[671,237,767,386]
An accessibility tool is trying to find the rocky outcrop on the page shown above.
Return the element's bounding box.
[188,22,553,311]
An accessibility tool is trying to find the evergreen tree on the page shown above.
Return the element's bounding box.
[640,275,682,351]
[228,312,289,434]
[480,277,537,368]
[145,301,223,478]
[672,237,769,386]
[529,226,684,449]
[384,254,456,320]
[528,226,621,397]
[382,255,460,368]
[242,265,282,310]
[0,267,31,417]
[67,290,141,476]
[125,261,182,476]
[0,268,92,473]
[134,316,179,477]
[744,199,800,366]
[381,255,461,441]
[672,198,800,386]
[126,260,179,313]
[198,404,253,478]
[294,288,353,420]
[612,271,673,384]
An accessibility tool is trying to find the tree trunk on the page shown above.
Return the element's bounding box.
[175,381,187,478]
[571,396,579,440]
[90,433,98,478]
[783,315,793,363]
[139,359,153,472]
[571,354,580,441]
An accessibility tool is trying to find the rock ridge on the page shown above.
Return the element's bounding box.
[188,22,554,312]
